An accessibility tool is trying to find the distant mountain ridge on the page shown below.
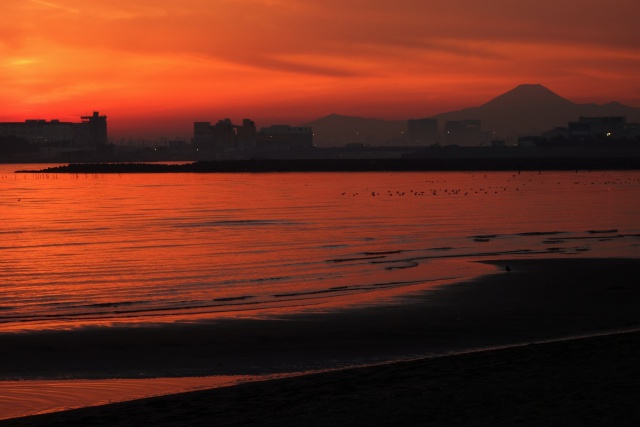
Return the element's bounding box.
[305,84,640,146]
[482,84,574,108]
[433,84,640,141]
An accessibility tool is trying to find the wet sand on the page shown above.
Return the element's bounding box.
[2,257,640,425]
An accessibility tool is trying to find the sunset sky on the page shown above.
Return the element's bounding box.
[2,0,639,139]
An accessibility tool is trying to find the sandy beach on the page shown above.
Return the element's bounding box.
[3,331,640,426]
[2,257,640,425]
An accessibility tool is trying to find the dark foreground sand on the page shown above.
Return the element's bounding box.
[2,257,640,426]
[3,331,640,426]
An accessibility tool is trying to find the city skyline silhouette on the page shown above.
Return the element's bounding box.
[1,1,639,139]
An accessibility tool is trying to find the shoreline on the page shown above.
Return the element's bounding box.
[3,327,640,422]
[14,156,640,173]
[3,258,640,381]
[2,257,640,424]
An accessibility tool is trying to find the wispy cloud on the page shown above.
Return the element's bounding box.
[2,57,38,67]
[29,0,79,14]
[2,0,639,134]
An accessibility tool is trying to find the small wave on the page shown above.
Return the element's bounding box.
[472,231,569,241]
[362,250,404,256]
[2,241,94,250]
[83,302,140,309]
[587,229,618,234]
[326,255,386,263]
[251,276,291,283]
[385,261,419,270]
[63,300,150,310]
[370,279,433,289]
[48,228,85,233]
[213,296,253,302]
[454,249,536,258]
[0,297,267,325]
[473,234,497,239]
[175,219,295,228]
[273,279,427,298]
[273,288,351,298]
[517,231,567,236]
[547,235,622,241]
[214,220,291,226]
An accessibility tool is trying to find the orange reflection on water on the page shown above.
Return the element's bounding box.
[1,169,639,333]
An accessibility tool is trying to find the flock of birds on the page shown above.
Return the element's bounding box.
[342,186,513,197]
[4,171,640,202]
[339,175,640,198]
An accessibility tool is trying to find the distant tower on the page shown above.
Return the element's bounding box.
[80,112,107,145]
[444,120,484,146]
[237,119,257,150]
[193,122,214,148]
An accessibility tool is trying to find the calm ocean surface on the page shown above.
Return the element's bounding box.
[1,165,639,332]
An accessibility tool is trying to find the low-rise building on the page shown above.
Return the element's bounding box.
[543,116,633,140]
[0,112,107,147]
[0,112,108,158]
[444,120,490,146]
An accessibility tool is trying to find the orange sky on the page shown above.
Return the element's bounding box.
[1,0,639,139]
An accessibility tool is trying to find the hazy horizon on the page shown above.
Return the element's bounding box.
[2,84,639,142]
[2,1,639,139]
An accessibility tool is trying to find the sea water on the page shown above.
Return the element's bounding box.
[1,165,639,333]
[2,165,640,419]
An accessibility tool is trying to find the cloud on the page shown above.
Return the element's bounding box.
[28,0,79,13]
[1,0,639,133]
[10,0,640,77]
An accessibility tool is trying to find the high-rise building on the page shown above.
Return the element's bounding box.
[407,118,438,145]
[192,119,236,150]
[237,119,257,150]
[444,120,486,146]
[193,119,314,152]
[80,112,108,145]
